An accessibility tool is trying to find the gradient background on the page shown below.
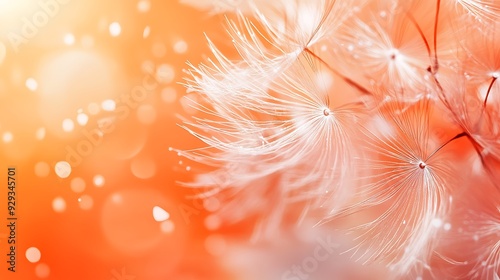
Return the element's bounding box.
[0,1,238,279]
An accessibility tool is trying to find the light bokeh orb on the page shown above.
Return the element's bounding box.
[101,189,185,256]
[26,247,41,263]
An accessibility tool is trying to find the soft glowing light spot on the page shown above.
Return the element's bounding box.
[101,99,116,111]
[137,104,156,125]
[137,0,150,12]
[78,195,93,210]
[88,103,100,115]
[76,113,89,126]
[3,131,13,143]
[26,247,41,263]
[153,206,170,222]
[204,215,222,230]
[111,193,123,204]
[54,161,71,179]
[26,78,38,91]
[63,33,75,45]
[34,162,50,177]
[492,72,500,79]
[36,127,46,140]
[35,263,50,278]
[109,22,121,37]
[152,43,166,58]
[93,175,105,187]
[443,223,452,231]
[101,189,185,256]
[70,177,86,193]
[205,235,226,256]
[143,26,150,38]
[173,40,188,54]
[130,157,156,179]
[62,118,74,132]
[155,64,175,84]
[160,220,175,233]
[52,197,66,213]
[432,218,443,228]
[203,197,220,212]
[161,87,177,103]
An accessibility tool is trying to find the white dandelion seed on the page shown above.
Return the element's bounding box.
[455,0,500,24]
[178,50,363,239]
[454,186,500,280]
[332,10,431,92]
[438,25,500,183]
[322,97,462,275]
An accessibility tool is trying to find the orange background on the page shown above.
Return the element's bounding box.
[0,1,233,279]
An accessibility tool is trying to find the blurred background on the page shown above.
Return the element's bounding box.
[0,1,241,279]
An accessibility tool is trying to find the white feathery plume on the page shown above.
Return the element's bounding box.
[178,49,363,239]
[321,96,460,275]
[332,6,431,92]
[180,0,281,15]
[181,0,363,53]
[472,207,500,280]
[252,0,364,52]
[454,0,500,24]
[438,23,500,164]
[457,190,500,280]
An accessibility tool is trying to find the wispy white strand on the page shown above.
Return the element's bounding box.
[321,97,456,275]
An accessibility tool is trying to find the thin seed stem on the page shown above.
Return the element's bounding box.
[483,76,498,108]
[304,47,372,95]
[425,132,467,161]
[433,0,441,73]
[405,11,432,60]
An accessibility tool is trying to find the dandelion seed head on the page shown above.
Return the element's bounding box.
[418,161,427,169]
[323,108,331,116]
[387,48,400,61]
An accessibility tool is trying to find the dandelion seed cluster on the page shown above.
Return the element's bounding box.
[177,0,500,278]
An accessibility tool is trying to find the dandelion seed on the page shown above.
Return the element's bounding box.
[323,97,462,275]
[179,50,362,239]
[333,10,431,92]
[439,24,500,175]
[455,0,500,24]
[448,183,500,279]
